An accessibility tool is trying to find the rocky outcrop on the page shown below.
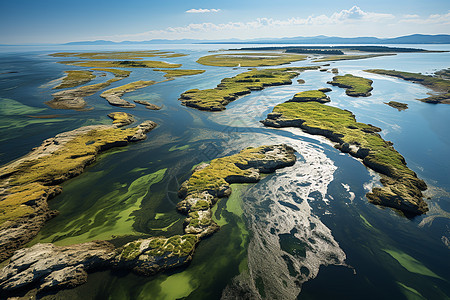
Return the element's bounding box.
[0,121,157,263]
[318,87,332,93]
[177,144,297,237]
[0,241,115,293]
[134,100,162,110]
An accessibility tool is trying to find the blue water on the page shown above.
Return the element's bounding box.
[0,44,449,299]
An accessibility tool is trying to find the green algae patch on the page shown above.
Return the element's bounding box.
[359,214,374,229]
[263,101,428,215]
[0,98,45,116]
[60,60,181,69]
[179,66,319,111]
[313,54,395,63]
[169,145,190,152]
[328,74,373,97]
[397,282,427,300]
[365,69,450,104]
[153,69,205,78]
[197,53,307,67]
[50,50,187,60]
[53,70,95,89]
[38,168,167,245]
[383,249,443,279]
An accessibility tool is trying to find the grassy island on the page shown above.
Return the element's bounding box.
[313,54,395,63]
[0,120,157,261]
[60,60,181,69]
[50,50,187,60]
[262,101,428,216]
[53,70,95,89]
[385,101,408,111]
[179,66,319,111]
[365,69,450,104]
[91,68,131,78]
[288,90,330,103]
[328,74,373,97]
[196,53,307,67]
[153,69,205,78]
[100,80,156,108]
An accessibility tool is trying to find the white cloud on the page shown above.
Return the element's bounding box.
[186,8,221,13]
[400,12,450,25]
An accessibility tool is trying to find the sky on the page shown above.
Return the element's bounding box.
[0,0,449,44]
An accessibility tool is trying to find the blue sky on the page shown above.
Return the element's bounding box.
[0,0,449,44]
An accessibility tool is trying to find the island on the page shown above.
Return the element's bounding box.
[0,144,296,296]
[153,69,205,78]
[196,53,307,67]
[59,60,182,69]
[365,69,450,104]
[179,66,319,111]
[288,90,330,103]
[0,118,157,261]
[327,74,374,97]
[234,45,435,53]
[262,96,428,216]
[134,100,162,110]
[385,101,408,111]
[100,80,156,108]
[53,70,95,89]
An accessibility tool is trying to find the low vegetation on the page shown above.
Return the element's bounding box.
[385,101,408,111]
[328,74,373,97]
[196,53,307,67]
[179,66,319,111]
[288,90,330,103]
[365,69,450,104]
[59,60,181,69]
[53,70,96,89]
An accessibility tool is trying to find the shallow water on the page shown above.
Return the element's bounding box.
[0,44,449,299]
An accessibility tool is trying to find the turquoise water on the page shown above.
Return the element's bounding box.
[0,44,449,299]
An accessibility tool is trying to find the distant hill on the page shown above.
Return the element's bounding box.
[63,34,450,45]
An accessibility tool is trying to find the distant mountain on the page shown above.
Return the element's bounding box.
[63,34,450,45]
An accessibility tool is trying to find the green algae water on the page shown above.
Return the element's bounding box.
[0,44,449,299]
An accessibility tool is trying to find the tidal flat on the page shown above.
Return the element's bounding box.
[0,46,449,299]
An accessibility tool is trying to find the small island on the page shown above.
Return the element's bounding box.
[153,69,205,78]
[50,50,187,60]
[196,53,307,67]
[365,69,450,104]
[59,60,182,69]
[313,54,395,63]
[327,74,373,97]
[288,90,330,103]
[179,66,319,111]
[100,80,156,108]
[385,101,408,111]
[53,70,95,89]
[262,98,428,216]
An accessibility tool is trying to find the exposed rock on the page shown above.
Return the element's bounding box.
[331,68,339,74]
[0,241,115,292]
[297,79,305,84]
[134,100,162,110]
